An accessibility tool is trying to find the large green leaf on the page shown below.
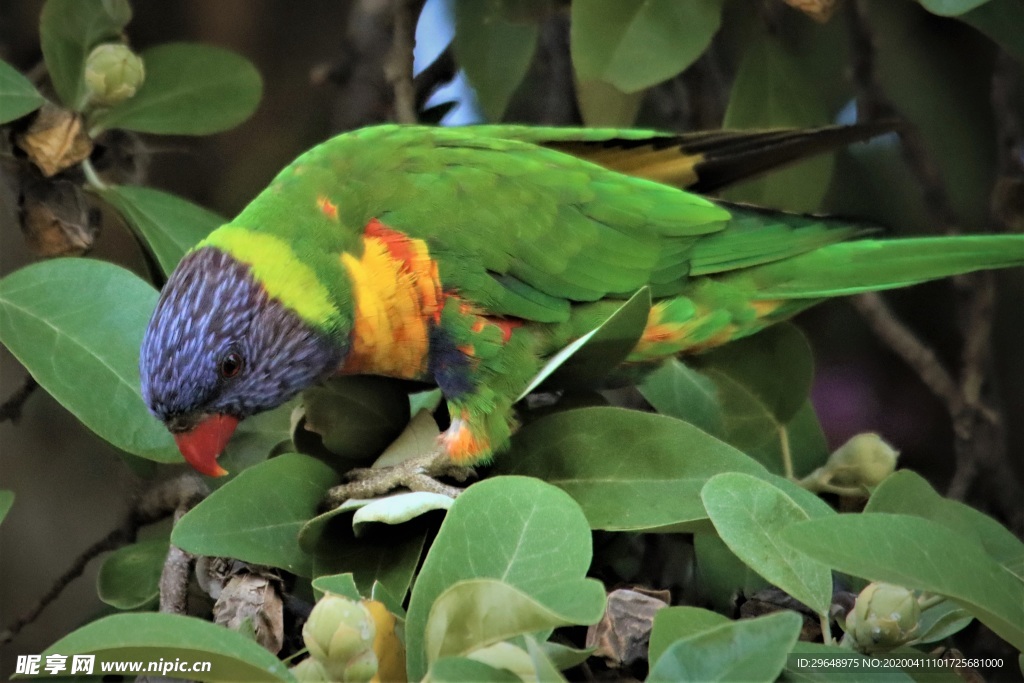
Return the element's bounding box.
[648,606,729,665]
[701,473,833,616]
[425,579,595,669]
[97,537,169,610]
[0,59,45,123]
[171,454,340,577]
[866,470,1024,577]
[217,401,295,476]
[42,612,295,682]
[648,611,803,682]
[0,259,178,462]
[297,376,411,467]
[722,28,835,212]
[781,513,1024,651]
[453,0,539,121]
[643,324,816,461]
[570,0,724,93]
[303,506,429,600]
[98,186,224,275]
[405,476,604,680]
[493,407,767,531]
[693,531,769,614]
[91,43,261,135]
[524,287,650,396]
[39,0,131,109]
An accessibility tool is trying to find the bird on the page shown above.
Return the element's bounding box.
[139,123,1024,498]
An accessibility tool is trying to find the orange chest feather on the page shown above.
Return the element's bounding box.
[339,220,442,378]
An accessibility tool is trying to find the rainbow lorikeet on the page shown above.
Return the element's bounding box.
[139,123,1024,497]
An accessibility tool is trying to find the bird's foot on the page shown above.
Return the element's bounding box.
[325,450,475,505]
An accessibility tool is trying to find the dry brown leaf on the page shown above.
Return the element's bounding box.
[585,587,670,668]
[16,103,93,177]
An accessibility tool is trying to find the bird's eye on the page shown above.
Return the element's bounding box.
[219,352,243,379]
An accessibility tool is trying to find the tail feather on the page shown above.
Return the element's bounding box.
[731,235,1024,299]
[471,121,897,192]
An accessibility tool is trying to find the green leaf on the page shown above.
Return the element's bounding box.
[701,473,833,616]
[523,287,651,396]
[298,376,411,467]
[430,657,521,682]
[0,260,178,462]
[405,476,604,680]
[722,29,835,212]
[524,636,568,682]
[694,323,814,428]
[351,492,453,535]
[91,43,262,135]
[958,0,1024,64]
[172,453,340,577]
[302,503,429,600]
[574,78,643,128]
[425,579,596,667]
[570,0,723,93]
[40,0,131,109]
[781,513,1024,651]
[42,612,295,682]
[639,358,722,436]
[917,0,991,16]
[865,470,1024,577]
[0,59,45,123]
[453,0,538,121]
[648,610,803,682]
[915,599,974,644]
[693,532,768,614]
[98,185,224,275]
[643,324,817,468]
[648,606,730,664]
[0,490,13,526]
[97,537,169,610]
[495,407,767,531]
[863,0,997,226]
[311,573,362,601]
[218,401,295,476]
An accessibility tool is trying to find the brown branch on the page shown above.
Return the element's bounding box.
[385,0,419,124]
[847,2,1017,517]
[0,375,38,424]
[0,474,207,645]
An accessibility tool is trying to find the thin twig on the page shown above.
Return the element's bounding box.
[0,375,38,424]
[385,0,419,124]
[0,475,207,645]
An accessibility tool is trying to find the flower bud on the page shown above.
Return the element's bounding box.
[302,594,378,682]
[290,656,331,683]
[84,43,145,107]
[844,582,921,652]
[824,433,899,488]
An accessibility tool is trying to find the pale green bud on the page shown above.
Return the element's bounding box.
[825,433,899,488]
[84,43,145,107]
[290,656,331,683]
[302,594,378,682]
[845,582,921,652]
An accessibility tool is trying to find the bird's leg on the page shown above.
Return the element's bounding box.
[325,447,476,505]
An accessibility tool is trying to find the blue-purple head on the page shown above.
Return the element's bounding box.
[140,247,343,476]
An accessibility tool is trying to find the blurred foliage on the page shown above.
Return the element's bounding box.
[2,0,1023,681]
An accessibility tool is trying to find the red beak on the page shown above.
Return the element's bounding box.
[172,414,240,477]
